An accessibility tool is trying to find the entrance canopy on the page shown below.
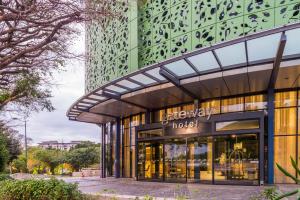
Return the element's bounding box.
[67,23,300,124]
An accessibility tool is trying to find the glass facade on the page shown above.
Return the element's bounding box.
[274,91,299,183]
[100,90,300,184]
[214,134,259,185]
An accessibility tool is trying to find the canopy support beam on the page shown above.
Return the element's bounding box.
[159,68,199,100]
[74,107,118,119]
[102,90,148,110]
[268,32,287,89]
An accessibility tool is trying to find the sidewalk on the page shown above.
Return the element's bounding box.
[61,177,268,200]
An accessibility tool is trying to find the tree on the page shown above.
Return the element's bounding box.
[0,134,9,172]
[66,147,100,171]
[34,148,65,175]
[0,0,116,112]
[73,141,99,149]
[0,123,22,163]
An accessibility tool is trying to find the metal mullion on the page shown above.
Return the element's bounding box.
[127,77,147,87]
[185,138,188,183]
[212,50,223,70]
[163,141,165,182]
[112,83,132,92]
[297,90,299,178]
[130,115,132,178]
[212,136,215,184]
[141,71,163,83]
[184,57,200,74]
[245,41,249,66]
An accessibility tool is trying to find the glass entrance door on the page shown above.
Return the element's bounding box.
[164,139,187,182]
[213,134,259,185]
[187,137,213,183]
[137,142,163,181]
[137,134,259,185]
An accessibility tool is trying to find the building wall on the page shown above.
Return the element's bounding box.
[85,0,300,92]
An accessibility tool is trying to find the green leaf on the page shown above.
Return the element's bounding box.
[275,190,298,200]
[276,163,298,183]
[290,156,300,178]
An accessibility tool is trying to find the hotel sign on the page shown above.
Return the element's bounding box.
[162,108,215,135]
[162,108,215,126]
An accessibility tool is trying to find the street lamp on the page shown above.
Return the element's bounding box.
[12,117,28,171]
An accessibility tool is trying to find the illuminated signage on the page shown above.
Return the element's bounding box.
[162,108,215,129]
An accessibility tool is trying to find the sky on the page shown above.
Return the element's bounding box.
[13,28,100,145]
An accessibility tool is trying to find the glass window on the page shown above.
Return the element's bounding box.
[131,115,140,127]
[201,100,221,114]
[245,95,267,111]
[166,106,181,114]
[216,120,259,132]
[221,97,244,113]
[124,128,130,146]
[123,118,130,129]
[275,108,296,135]
[124,146,131,177]
[132,146,136,178]
[187,137,213,183]
[138,129,163,139]
[164,139,187,182]
[275,91,297,108]
[182,104,194,112]
[137,142,163,180]
[214,134,259,185]
[131,115,140,146]
[153,109,165,123]
[274,136,296,183]
[141,113,146,125]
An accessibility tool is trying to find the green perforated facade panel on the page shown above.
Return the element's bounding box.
[85,0,300,93]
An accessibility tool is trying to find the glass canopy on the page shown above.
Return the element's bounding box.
[164,60,196,77]
[187,51,220,72]
[247,33,281,62]
[215,42,247,67]
[67,24,300,123]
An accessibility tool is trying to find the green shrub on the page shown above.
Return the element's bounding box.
[0,178,85,200]
[0,174,12,181]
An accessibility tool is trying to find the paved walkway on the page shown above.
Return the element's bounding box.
[61,177,270,200]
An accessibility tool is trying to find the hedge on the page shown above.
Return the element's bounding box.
[0,178,86,200]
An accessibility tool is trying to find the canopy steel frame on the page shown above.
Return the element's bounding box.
[102,90,148,110]
[67,23,300,123]
[268,33,287,89]
[159,68,199,100]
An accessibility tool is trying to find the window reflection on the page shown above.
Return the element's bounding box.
[216,120,259,132]
[137,142,163,180]
[164,139,187,182]
[201,100,221,114]
[274,108,296,135]
[274,136,296,183]
[275,91,297,108]
[187,137,213,183]
[245,95,267,111]
[153,109,165,123]
[138,129,163,139]
[221,97,244,113]
[214,134,259,185]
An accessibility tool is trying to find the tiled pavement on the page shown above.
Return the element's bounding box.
[61,177,271,200]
